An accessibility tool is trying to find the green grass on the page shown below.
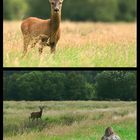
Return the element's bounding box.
[3,21,136,67]
[3,101,136,140]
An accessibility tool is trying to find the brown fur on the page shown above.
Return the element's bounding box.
[101,127,114,140]
[21,0,63,57]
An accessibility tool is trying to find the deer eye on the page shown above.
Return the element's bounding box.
[59,2,62,4]
[51,2,54,5]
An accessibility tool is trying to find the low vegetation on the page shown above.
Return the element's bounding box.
[3,21,136,67]
[4,101,136,140]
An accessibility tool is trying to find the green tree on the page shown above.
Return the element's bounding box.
[117,0,136,21]
[5,74,21,100]
[85,83,96,100]
[64,72,87,100]
[92,0,119,21]
[95,71,136,100]
[3,71,136,101]
[4,0,28,20]
[42,72,65,100]
[26,0,50,19]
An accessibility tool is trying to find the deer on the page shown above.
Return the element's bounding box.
[21,0,64,57]
[29,106,44,121]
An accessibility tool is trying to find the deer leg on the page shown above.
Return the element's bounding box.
[38,39,47,55]
[32,117,34,121]
[51,47,56,53]
[38,46,44,55]
[50,43,56,54]
[22,36,30,57]
[31,37,39,48]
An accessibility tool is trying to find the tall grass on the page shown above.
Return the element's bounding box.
[3,21,136,67]
[3,101,136,140]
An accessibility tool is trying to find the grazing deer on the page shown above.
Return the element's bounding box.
[29,106,44,121]
[21,0,64,57]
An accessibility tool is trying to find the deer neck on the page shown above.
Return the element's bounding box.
[50,13,61,32]
[40,110,43,115]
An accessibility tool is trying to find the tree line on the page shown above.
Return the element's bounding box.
[3,71,136,101]
[4,0,136,22]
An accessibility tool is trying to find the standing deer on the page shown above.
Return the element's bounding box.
[29,106,44,121]
[21,0,64,57]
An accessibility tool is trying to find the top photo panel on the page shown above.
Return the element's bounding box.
[3,0,136,67]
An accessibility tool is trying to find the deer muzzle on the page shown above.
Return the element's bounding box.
[54,7,59,12]
[54,3,60,12]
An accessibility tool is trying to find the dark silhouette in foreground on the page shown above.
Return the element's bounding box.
[101,127,121,140]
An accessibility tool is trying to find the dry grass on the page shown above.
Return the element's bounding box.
[3,21,136,67]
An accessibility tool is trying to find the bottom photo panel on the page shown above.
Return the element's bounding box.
[3,70,136,140]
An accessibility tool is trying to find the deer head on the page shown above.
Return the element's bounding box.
[49,0,64,15]
[39,106,44,111]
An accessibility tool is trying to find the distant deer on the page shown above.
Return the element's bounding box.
[21,0,64,57]
[29,106,44,121]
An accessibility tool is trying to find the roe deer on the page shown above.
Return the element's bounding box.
[29,106,44,121]
[21,0,64,57]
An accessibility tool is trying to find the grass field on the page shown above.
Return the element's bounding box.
[3,21,136,67]
[3,101,136,140]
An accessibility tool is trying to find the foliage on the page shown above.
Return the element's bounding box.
[95,71,136,100]
[26,0,50,19]
[117,0,136,21]
[3,71,136,101]
[3,0,136,21]
[3,0,28,20]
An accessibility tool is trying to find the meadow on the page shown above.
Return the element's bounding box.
[3,101,136,140]
[3,21,136,67]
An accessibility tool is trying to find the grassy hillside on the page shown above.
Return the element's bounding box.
[3,101,136,140]
[3,21,136,67]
